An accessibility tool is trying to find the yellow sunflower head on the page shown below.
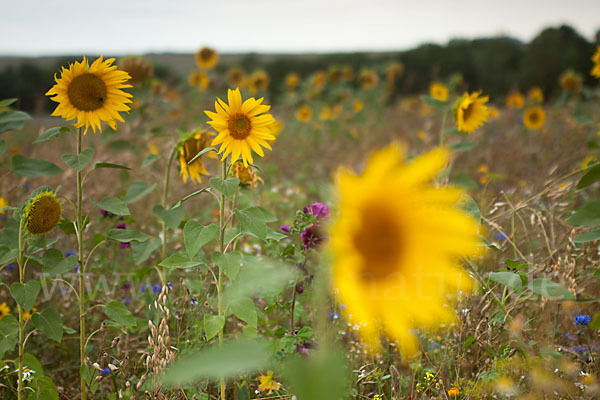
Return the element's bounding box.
[232,161,263,188]
[329,144,480,355]
[0,196,8,214]
[527,86,544,103]
[453,91,489,134]
[227,67,247,88]
[285,72,301,90]
[249,71,270,94]
[46,57,133,134]
[592,46,600,78]
[328,67,343,84]
[24,191,62,235]
[352,99,364,113]
[178,130,216,184]
[0,302,10,319]
[194,47,219,69]
[358,69,379,90]
[559,70,582,93]
[119,56,154,86]
[523,106,545,131]
[205,88,275,167]
[296,105,312,122]
[312,70,327,90]
[429,82,448,102]
[267,119,283,138]
[188,71,210,90]
[505,91,524,109]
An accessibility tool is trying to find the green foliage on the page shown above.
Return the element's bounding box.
[11,155,63,177]
[31,308,63,342]
[103,301,136,328]
[10,280,41,311]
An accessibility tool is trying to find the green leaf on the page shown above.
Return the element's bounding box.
[567,201,600,226]
[210,177,240,199]
[228,297,257,328]
[11,155,63,178]
[463,335,476,350]
[93,162,131,171]
[452,173,478,189]
[203,314,225,341]
[0,139,5,157]
[124,180,157,204]
[159,252,203,269]
[103,301,136,328]
[213,251,242,280]
[132,239,160,265]
[577,163,600,189]
[142,154,160,168]
[0,109,31,133]
[225,256,295,301]
[42,249,77,277]
[573,228,600,243]
[80,364,92,385]
[235,207,276,241]
[527,278,575,300]
[33,126,71,144]
[153,204,184,230]
[184,221,219,258]
[283,351,349,400]
[449,141,476,152]
[163,339,270,385]
[61,148,95,172]
[0,98,17,108]
[171,189,211,209]
[91,197,130,216]
[458,194,481,224]
[488,271,522,290]
[31,307,63,342]
[10,280,41,311]
[30,376,59,400]
[589,314,600,329]
[107,229,151,243]
[0,315,18,337]
[188,147,217,164]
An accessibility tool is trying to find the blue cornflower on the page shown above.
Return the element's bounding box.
[564,332,577,341]
[140,284,147,293]
[572,345,587,353]
[574,314,591,326]
[329,311,340,320]
[495,232,507,242]
[100,367,110,376]
[65,251,76,257]
[123,297,131,305]
[191,296,199,307]
[6,263,15,271]
[152,284,161,295]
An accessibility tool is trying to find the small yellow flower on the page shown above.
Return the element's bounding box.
[194,47,218,69]
[0,196,8,214]
[523,106,545,131]
[453,91,489,134]
[352,99,364,113]
[0,302,10,318]
[429,82,448,102]
[257,371,281,394]
[505,91,524,109]
[591,46,600,78]
[319,105,332,121]
[312,70,326,90]
[148,142,159,155]
[448,387,460,397]
[296,105,312,122]
[23,307,37,320]
[527,86,544,103]
[285,72,300,90]
[188,71,210,90]
[487,106,500,120]
[479,176,488,185]
[477,164,488,173]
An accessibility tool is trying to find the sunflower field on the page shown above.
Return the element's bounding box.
[0,39,599,400]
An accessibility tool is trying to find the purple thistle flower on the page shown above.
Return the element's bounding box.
[100,209,109,217]
[295,283,304,294]
[310,202,329,220]
[280,224,291,232]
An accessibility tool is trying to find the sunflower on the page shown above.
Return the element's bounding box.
[249,71,270,94]
[312,70,327,90]
[453,91,489,134]
[328,67,342,84]
[523,106,545,130]
[194,47,218,69]
[352,99,364,113]
[227,66,247,88]
[178,130,216,183]
[505,91,524,109]
[296,105,312,122]
[232,161,263,188]
[285,72,300,90]
[386,62,404,82]
[119,56,153,86]
[46,57,133,134]
[188,71,210,90]
[329,145,480,354]
[358,69,379,90]
[429,82,448,102]
[205,88,275,167]
[268,119,283,137]
[527,86,543,103]
[342,66,354,81]
[0,302,9,319]
[24,191,62,235]
[592,46,600,78]
[559,70,582,93]
[0,196,8,214]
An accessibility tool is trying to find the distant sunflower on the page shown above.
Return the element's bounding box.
[0,302,9,319]
[119,56,154,86]
[24,191,62,235]
[249,71,270,94]
[342,66,354,81]
[386,62,404,83]
[358,69,379,90]
[429,82,448,102]
[195,47,218,69]
[328,67,342,84]
[46,57,133,134]
[188,71,210,90]
[527,86,543,103]
[352,100,364,113]
[505,91,524,109]
[268,119,283,138]
[227,67,247,88]
[329,145,480,354]
[312,70,327,90]
[523,106,545,130]
[0,196,8,214]
[453,91,489,134]
[205,88,275,167]
[592,46,600,78]
[559,70,582,93]
[296,105,312,122]
[178,130,216,183]
[285,72,301,90]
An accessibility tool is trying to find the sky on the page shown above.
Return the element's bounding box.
[2,0,599,56]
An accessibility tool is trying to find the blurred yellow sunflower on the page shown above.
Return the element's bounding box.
[0,302,9,319]
[296,105,312,122]
[0,196,8,214]
[285,72,300,90]
[268,119,283,137]
[23,307,37,320]
[328,67,342,84]
[342,66,354,81]
[195,47,218,69]
[592,46,600,78]
[178,130,216,183]
[386,62,404,82]
[523,106,545,131]
[329,145,480,355]
[358,69,379,90]
[505,91,524,109]
[119,56,154,86]
[453,91,489,134]
[582,155,597,169]
[312,70,327,90]
[205,88,275,167]
[429,82,448,102]
[560,70,582,93]
[352,99,364,113]
[46,57,133,134]
[249,70,270,94]
[227,66,247,88]
[527,86,543,103]
[188,71,210,90]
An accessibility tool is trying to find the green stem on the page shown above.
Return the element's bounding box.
[218,158,227,400]
[76,127,87,400]
[16,218,24,400]
[440,109,449,147]
[160,147,178,262]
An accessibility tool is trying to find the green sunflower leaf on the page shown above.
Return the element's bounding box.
[11,155,63,178]
[61,148,95,172]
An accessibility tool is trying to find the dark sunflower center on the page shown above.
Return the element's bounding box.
[67,73,107,112]
[529,112,539,123]
[200,48,214,60]
[353,205,403,282]
[183,135,209,163]
[462,103,474,121]
[228,114,252,140]
[27,196,61,235]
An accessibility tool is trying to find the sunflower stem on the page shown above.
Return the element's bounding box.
[217,157,227,400]
[439,108,449,147]
[16,217,24,400]
[160,147,178,263]
[76,127,87,400]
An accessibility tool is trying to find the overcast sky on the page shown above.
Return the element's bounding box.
[2,0,599,56]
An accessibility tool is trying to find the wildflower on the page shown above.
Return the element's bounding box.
[0,196,8,214]
[310,202,329,220]
[16,367,35,381]
[167,281,173,291]
[178,130,215,183]
[453,91,489,134]
[295,284,304,294]
[301,225,325,250]
[560,70,582,93]
[329,145,479,354]
[205,88,276,167]
[429,82,448,102]
[46,57,133,134]
[448,387,460,397]
[523,106,545,130]
[257,371,281,394]
[152,284,161,295]
[194,47,218,69]
[24,191,62,235]
[592,46,600,78]
[495,232,507,242]
[505,91,524,109]
[120,242,131,249]
[99,367,111,376]
[280,224,291,233]
[296,105,312,122]
[6,263,15,271]
[119,56,153,86]
[527,86,544,103]
[0,302,10,319]
[123,297,131,305]
[66,250,76,257]
[358,69,379,90]
[248,70,270,94]
[188,71,210,90]
[23,307,37,320]
[574,314,591,326]
[352,99,364,113]
[285,72,300,90]
[140,284,147,293]
[116,223,126,229]
[100,209,113,218]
